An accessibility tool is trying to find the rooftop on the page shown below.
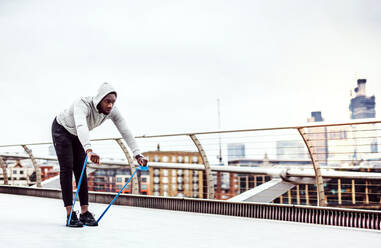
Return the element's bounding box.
[0,193,379,248]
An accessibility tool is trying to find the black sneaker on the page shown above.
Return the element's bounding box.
[66,211,83,228]
[80,211,98,226]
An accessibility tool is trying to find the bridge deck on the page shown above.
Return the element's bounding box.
[0,193,379,248]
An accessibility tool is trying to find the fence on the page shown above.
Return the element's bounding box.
[1,119,381,210]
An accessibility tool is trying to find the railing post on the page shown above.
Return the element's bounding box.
[21,145,41,187]
[189,134,215,199]
[0,156,8,185]
[297,128,327,207]
[338,178,342,205]
[115,139,139,194]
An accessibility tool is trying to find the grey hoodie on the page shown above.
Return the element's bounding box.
[56,83,141,156]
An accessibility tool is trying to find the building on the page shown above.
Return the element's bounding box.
[306,111,328,165]
[349,79,378,159]
[227,143,246,161]
[326,79,378,163]
[0,160,36,186]
[115,172,150,195]
[87,148,204,198]
[40,165,59,181]
[88,167,149,194]
[143,149,203,198]
[276,140,308,160]
[228,158,312,167]
[349,79,376,119]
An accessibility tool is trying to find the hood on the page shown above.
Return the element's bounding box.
[92,82,117,112]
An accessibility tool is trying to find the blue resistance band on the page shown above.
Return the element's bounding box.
[97,165,148,223]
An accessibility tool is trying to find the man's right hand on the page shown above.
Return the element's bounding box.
[86,149,101,165]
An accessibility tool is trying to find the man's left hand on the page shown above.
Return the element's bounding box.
[135,154,148,167]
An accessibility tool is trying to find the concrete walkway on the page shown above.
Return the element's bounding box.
[0,193,379,248]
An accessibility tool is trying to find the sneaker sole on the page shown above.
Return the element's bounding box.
[66,225,84,228]
[83,222,98,227]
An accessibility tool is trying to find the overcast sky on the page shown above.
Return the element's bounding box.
[1,0,381,145]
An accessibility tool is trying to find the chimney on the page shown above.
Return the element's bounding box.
[357,79,366,96]
[310,111,323,122]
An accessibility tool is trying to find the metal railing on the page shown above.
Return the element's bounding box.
[0,119,381,210]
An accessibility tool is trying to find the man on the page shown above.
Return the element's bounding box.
[52,82,147,227]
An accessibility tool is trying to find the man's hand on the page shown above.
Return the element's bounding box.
[86,149,101,165]
[135,154,148,167]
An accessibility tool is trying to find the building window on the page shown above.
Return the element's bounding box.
[371,142,378,153]
[192,156,199,164]
[154,177,160,184]
[162,156,169,162]
[95,178,105,183]
[95,170,106,176]
[163,185,168,191]
[177,156,183,163]
[116,178,122,183]
[184,156,189,163]
[154,155,160,162]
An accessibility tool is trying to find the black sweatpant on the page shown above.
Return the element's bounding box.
[51,118,88,207]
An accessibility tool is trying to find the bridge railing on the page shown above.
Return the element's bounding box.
[0,119,381,209]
